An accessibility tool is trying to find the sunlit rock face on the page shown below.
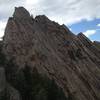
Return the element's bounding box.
[1,7,100,100]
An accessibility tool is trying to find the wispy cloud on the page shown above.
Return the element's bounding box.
[83,30,96,37]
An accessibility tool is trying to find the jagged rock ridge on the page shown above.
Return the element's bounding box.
[0,7,100,100]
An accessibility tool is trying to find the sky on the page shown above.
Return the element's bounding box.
[0,0,100,41]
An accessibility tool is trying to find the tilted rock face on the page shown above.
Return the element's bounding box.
[2,7,100,100]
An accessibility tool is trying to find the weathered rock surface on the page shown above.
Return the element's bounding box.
[0,67,6,99]
[1,7,100,100]
[7,83,21,100]
[0,67,21,100]
[13,7,30,19]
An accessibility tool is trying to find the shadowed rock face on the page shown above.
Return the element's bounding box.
[0,67,6,98]
[13,7,30,19]
[1,7,100,100]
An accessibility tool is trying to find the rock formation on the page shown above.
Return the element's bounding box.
[0,67,6,99]
[0,7,100,100]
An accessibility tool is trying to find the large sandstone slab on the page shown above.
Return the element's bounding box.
[2,7,100,100]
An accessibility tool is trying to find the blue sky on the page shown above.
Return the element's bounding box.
[68,19,100,41]
[0,0,100,41]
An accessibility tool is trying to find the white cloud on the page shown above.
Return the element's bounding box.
[0,20,7,38]
[24,0,100,25]
[97,24,100,27]
[83,30,96,37]
[0,0,100,25]
[69,28,72,31]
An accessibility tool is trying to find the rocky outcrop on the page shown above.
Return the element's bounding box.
[77,33,100,59]
[1,7,100,100]
[13,7,30,19]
